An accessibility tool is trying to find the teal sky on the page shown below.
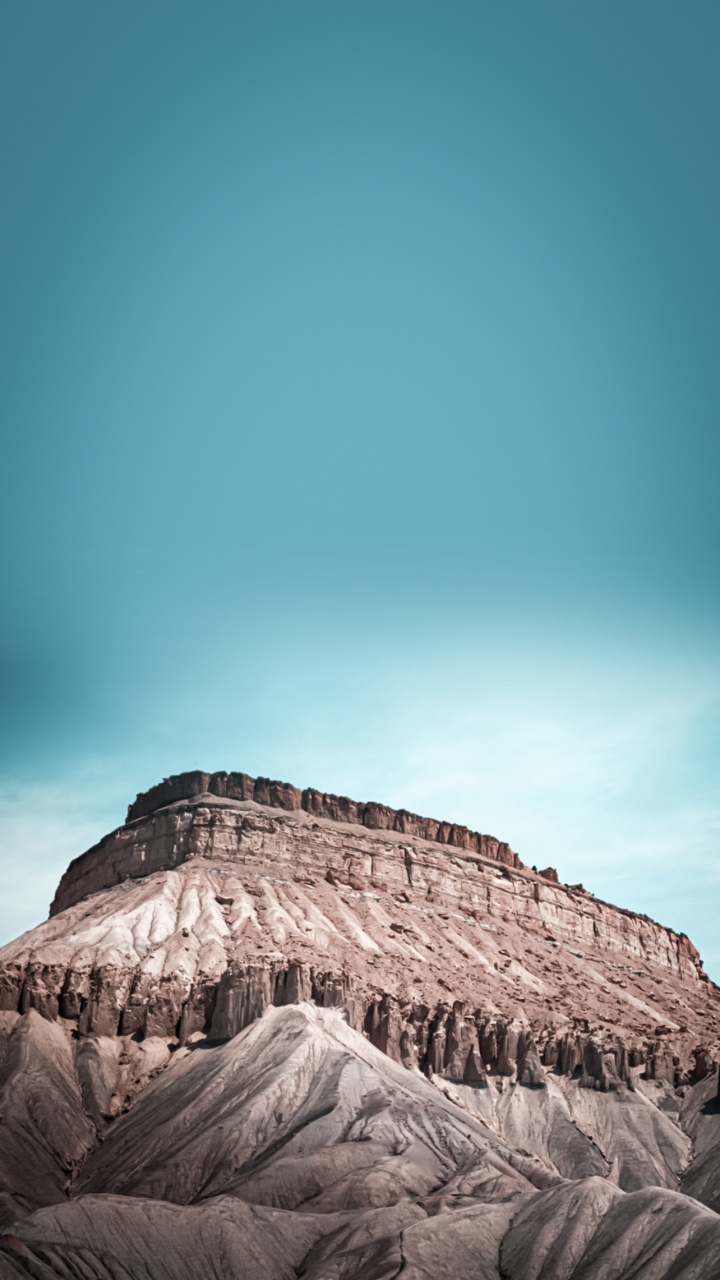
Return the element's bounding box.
[1,4,719,974]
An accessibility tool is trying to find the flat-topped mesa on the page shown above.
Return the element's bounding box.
[125,769,522,864]
[5,767,716,1085]
[49,769,521,918]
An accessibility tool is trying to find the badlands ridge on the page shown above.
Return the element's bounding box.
[1,769,720,1279]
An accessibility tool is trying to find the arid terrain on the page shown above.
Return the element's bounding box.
[2,769,720,1279]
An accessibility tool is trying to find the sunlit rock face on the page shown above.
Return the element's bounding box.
[2,770,720,1278]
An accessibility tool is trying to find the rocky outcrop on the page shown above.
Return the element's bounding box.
[52,769,521,917]
[3,771,720,1276]
[126,770,522,863]
[537,866,559,883]
[1,778,717,1092]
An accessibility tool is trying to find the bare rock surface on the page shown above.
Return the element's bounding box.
[501,1177,720,1279]
[0,1011,94,1230]
[453,1070,691,1191]
[3,774,718,1089]
[0,1194,328,1280]
[1,1007,720,1280]
[75,1004,556,1209]
[2,770,720,1277]
[679,1067,720,1211]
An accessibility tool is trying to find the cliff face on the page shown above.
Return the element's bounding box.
[3,769,720,1279]
[52,769,521,915]
[2,771,718,1090]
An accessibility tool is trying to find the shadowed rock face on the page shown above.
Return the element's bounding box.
[2,772,720,1277]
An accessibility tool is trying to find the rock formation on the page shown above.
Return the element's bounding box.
[1,769,720,1278]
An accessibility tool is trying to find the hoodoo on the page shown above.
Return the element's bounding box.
[2,770,720,1279]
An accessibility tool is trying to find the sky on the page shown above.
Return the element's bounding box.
[1,3,719,974]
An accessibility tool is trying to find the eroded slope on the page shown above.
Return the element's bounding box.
[2,1006,720,1280]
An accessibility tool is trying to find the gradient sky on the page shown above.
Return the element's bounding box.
[1,4,719,975]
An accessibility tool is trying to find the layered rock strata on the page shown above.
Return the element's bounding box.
[2,772,718,1091]
[53,769,522,915]
[3,771,720,1278]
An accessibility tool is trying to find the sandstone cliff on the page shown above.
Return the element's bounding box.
[2,769,720,1279]
[52,768,522,916]
[2,770,717,1089]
